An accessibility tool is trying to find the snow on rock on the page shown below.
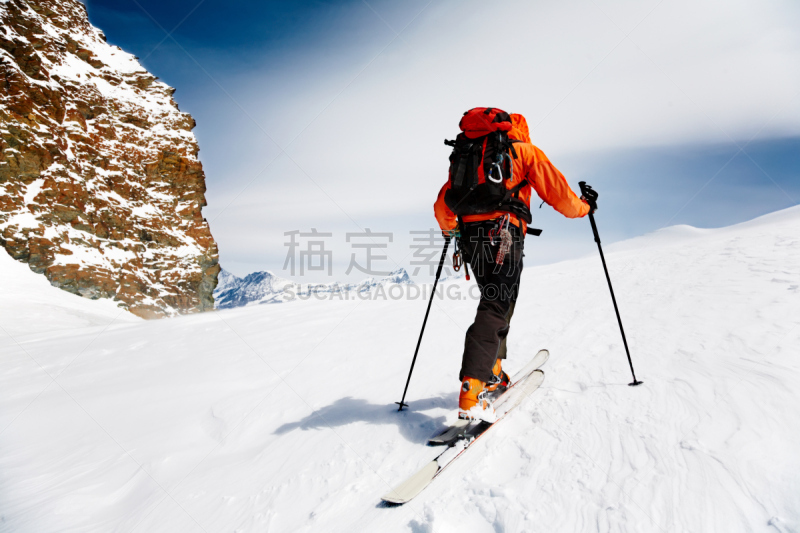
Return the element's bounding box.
[0,0,219,318]
[214,267,416,308]
[1,206,799,532]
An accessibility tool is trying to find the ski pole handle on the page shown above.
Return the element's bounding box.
[578,181,598,209]
[578,181,601,244]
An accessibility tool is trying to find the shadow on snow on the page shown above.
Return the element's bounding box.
[274,395,456,444]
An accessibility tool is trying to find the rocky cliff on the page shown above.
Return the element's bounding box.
[0,0,219,318]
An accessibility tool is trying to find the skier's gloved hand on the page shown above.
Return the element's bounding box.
[442,228,460,240]
[579,183,598,214]
[580,195,597,214]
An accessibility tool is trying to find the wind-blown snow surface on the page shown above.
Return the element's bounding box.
[2,207,799,532]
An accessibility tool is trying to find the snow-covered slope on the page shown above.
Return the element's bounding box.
[0,246,140,337]
[1,207,799,532]
[214,267,414,308]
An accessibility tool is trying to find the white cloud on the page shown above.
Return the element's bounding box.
[197,0,800,275]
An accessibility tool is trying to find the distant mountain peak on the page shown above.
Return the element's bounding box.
[214,267,415,309]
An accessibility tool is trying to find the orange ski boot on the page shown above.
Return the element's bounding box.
[485,358,511,393]
[458,377,496,422]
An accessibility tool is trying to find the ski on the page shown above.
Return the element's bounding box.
[382,367,546,505]
[427,348,549,446]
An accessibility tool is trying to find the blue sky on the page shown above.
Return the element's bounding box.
[82,0,800,280]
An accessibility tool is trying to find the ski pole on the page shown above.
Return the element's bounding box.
[396,235,451,410]
[578,182,643,387]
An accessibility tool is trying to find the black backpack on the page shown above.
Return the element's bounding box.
[443,108,532,224]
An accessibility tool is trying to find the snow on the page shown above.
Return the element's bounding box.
[0,250,138,337]
[0,210,41,235]
[1,206,799,531]
[22,178,44,206]
[130,204,160,219]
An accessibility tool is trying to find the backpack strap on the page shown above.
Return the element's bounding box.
[507,180,527,197]
[445,138,469,189]
[453,151,468,188]
[470,139,484,188]
[503,180,528,203]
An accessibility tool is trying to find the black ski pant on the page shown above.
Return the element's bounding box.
[458,219,524,382]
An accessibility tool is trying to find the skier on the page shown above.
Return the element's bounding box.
[434,108,595,420]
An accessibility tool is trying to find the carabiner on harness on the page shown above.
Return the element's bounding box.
[451,237,472,280]
[488,214,508,245]
[487,161,503,183]
[452,238,463,272]
[453,249,463,272]
[488,140,513,184]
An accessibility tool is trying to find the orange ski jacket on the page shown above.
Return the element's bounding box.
[434,114,589,233]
